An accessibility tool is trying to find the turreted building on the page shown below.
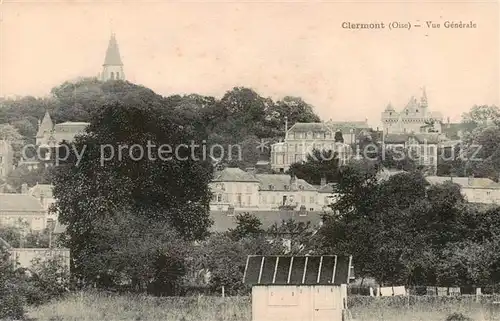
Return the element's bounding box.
[381,88,444,135]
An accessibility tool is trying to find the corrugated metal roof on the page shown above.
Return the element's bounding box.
[243,255,352,285]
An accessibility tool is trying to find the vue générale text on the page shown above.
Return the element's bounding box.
[341,21,477,29]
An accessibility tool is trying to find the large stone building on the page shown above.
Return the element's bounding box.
[270,120,370,173]
[381,88,444,135]
[209,167,336,212]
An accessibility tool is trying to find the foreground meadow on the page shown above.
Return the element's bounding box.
[28,291,499,321]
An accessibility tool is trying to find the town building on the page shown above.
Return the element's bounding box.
[209,167,335,212]
[0,140,14,179]
[270,121,370,173]
[383,132,448,173]
[0,192,47,231]
[381,88,444,135]
[29,183,56,222]
[35,111,89,148]
[426,176,500,204]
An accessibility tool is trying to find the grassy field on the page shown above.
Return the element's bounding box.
[28,291,499,321]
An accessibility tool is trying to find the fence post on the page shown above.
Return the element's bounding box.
[475,287,481,303]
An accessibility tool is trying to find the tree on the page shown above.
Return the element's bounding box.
[461,105,500,126]
[192,232,284,295]
[51,83,214,286]
[268,219,316,255]
[334,131,344,143]
[288,148,339,185]
[229,213,264,240]
[0,247,25,319]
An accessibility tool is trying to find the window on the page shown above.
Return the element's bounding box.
[110,72,115,80]
[262,195,267,203]
[301,196,306,203]
[272,196,276,204]
[247,196,251,205]
[116,72,120,79]
[246,186,251,193]
[269,184,274,190]
[310,196,315,203]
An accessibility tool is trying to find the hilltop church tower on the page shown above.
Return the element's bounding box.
[100,33,125,81]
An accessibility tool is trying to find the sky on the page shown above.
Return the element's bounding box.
[1,1,499,128]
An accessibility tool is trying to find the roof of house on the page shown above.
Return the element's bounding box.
[53,222,68,235]
[384,133,444,144]
[0,194,45,213]
[442,122,477,140]
[376,168,407,181]
[54,122,90,132]
[426,176,500,189]
[288,122,331,133]
[384,133,409,144]
[36,111,54,138]
[212,167,260,183]
[316,183,337,194]
[210,210,324,232]
[29,184,54,199]
[256,174,317,191]
[326,120,371,131]
[103,33,123,66]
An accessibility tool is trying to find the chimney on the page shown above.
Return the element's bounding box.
[40,190,45,206]
[320,176,327,187]
[21,183,28,194]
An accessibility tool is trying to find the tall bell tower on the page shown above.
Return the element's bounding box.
[100,33,125,81]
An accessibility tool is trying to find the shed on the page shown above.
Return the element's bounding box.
[243,255,353,321]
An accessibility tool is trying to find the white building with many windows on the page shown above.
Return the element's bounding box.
[209,167,335,212]
[270,121,370,173]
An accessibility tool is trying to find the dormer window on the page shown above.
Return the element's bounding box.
[284,185,289,190]
[269,184,275,190]
[299,185,304,190]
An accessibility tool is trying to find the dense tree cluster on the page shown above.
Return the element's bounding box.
[313,160,500,290]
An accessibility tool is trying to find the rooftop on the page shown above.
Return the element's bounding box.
[426,176,500,189]
[0,194,45,213]
[212,167,260,183]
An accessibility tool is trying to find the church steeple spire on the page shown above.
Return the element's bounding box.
[420,86,428,108]
[101,33,125,81]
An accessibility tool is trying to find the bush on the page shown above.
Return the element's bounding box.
[445,313,472,321]
[23,256,70,306]
[0,249,26,320]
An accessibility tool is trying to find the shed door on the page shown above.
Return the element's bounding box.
[313,287,342,321]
